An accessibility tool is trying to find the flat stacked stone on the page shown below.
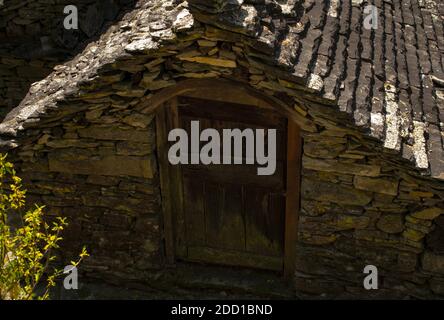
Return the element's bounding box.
[0,0,443,299]
[0,0,135,119]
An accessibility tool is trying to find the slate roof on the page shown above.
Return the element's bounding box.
[1,0,444,180]
[294,0,444,180]
[193,0,444,179]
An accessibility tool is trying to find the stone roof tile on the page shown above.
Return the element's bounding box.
[1,0,444,180]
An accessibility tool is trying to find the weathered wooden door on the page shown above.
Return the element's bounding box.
[165,96,289,271]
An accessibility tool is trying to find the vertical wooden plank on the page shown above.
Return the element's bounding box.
[204,182,223,248]
[156,106,175,265]
[244,187,268,254]
[204,181,246,251]
[202,181,246,252]
[167,98,187,259]
[284,120,302,278]
[183,175,206,246]
[245,187,283,256]
[269,192,286,251]
[219,184,245,250]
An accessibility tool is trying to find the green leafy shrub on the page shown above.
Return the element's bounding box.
[0,154,88,300]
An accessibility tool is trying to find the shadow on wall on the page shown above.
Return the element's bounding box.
[0,0,137,119]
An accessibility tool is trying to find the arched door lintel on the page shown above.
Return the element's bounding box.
[138,78,303,133]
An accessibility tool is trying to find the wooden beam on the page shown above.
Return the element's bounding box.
[167,99,187,259]
[156,106,175,265]
[136,79,317,133]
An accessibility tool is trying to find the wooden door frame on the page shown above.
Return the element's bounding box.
[153,79,302,277]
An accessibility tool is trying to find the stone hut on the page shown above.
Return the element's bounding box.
[1,0,444,299]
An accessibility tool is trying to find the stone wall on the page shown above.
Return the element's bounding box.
[10,92,444,298]
[1,0,444,299]
[297,130,444,299]
[18,111,163,281]
[0,0,135,118]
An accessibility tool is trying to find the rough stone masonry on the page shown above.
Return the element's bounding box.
[0,0,444,299]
